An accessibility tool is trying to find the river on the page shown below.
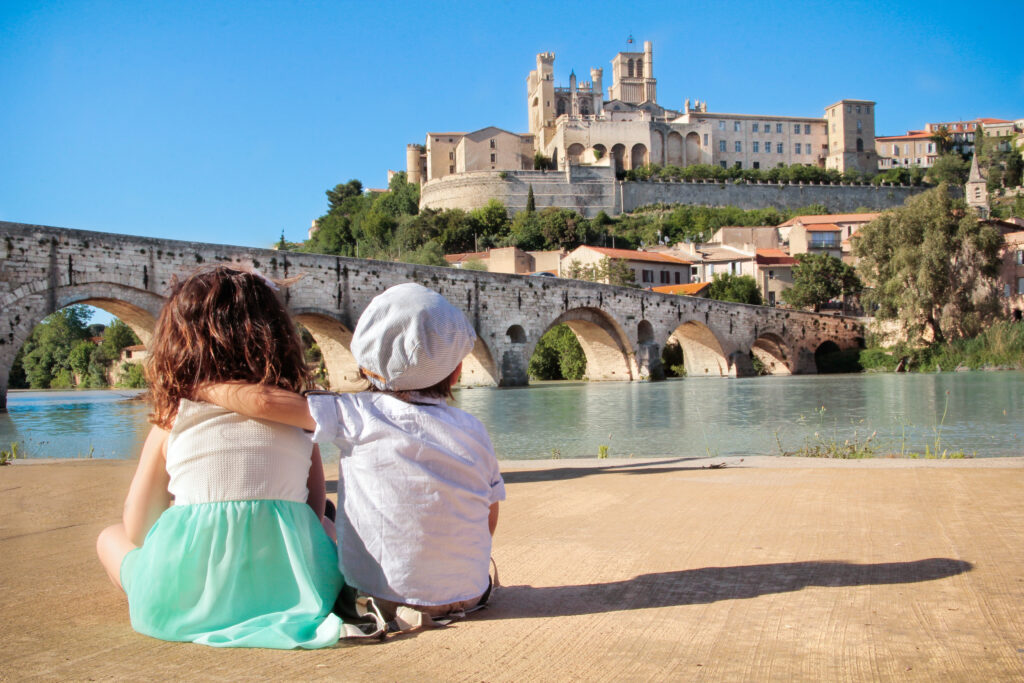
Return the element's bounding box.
[2,372,1022,461]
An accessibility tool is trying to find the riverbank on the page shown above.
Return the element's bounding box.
[2,456,1023,679]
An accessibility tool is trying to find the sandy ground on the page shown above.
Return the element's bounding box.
[2,455,1023,681]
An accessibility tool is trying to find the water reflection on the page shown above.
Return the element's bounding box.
[2,373,1022,461]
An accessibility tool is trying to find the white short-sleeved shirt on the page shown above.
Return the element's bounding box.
[308,392,505,607]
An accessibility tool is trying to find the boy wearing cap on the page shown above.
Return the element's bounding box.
[202,283,505,620]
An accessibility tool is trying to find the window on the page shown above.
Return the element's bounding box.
[703,133,709,145]
[719,140,726,152]
[1019,277,1024,295]
[847,105,851,113]
[795,143,802,154]
[490,153,496,162]
[857,119,863,132]
[753,161,760,169]
[490,139,496,149]
[804,124,811,134]
[642,269,654,283]
[809,232,841,249]
[690,266,699,279]
[1016,250,1024,265]
[806,145,812,155]
[718,121,726,130]
[449,165,455,173]
[753,141,760,153]
[449,151,455,160]
[777,143,784,153]
[765,139,771,151]
[856,138,863,152]
[865,106,871,114]
[674,272,681,284]
[776,123,783,133]
[735,141,742,152]
[768,291,776,306]
[720,160,727,168]
[892,144,899,154]
[831,123,836,133]
[752,123,759,132]
[856,105,861,114]
[764,121,770,130]
[768,269,775,280]
[734,121,741,132]
[794,123,801,134]
[660,271,670,284]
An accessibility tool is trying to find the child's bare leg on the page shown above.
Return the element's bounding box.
[96,523,138,590]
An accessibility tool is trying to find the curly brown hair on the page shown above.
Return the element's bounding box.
[146,264,311,429]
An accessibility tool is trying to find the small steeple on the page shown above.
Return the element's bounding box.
[968,150,983,183]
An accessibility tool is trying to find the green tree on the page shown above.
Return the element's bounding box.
[926,154,970,186]
[401,240,448,267]
[565,257,636,287]
[1004,150,1022,188]
[326,180,363,213]
[526,185,536,213]
[707,273,763,305]
[929,125,952,154]
[528,325,586,380]
[781,253,862,312]
[99,320,140,361]
[17,305,91,388]
[854,184,1004,343]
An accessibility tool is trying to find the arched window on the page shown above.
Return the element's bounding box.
[627,59,634,77]
[856,138,864,152]
[636,61,643,78]
[557,99,567,116]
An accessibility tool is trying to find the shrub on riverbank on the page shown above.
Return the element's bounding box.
[860,321,1024,372]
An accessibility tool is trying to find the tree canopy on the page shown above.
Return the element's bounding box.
[781,253,862,312]
[706,273,763,305]
[853,184,1004,343]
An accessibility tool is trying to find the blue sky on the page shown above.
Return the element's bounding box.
[2,0,1022,252]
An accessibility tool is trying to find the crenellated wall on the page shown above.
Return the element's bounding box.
[0,221,865,411]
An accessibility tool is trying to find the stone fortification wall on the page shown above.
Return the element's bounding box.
[622,180,923,213]
[420,169,928,217]
[420,168,619,218]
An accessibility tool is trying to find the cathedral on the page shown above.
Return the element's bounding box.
[406,41,878,187]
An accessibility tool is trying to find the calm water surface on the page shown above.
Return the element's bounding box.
[2,373,1022,461]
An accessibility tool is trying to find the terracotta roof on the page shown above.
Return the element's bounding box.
[977,118,1011,124]
[123,344,146,352]
[778,213,880,227]
[651,282,711,295]
[579,246,692,265]
[755,249,797,266]
[875,131,932,141]
[805,223,842,232]
[445,251,489,264]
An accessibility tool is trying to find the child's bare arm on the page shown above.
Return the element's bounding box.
[488,502,499,537]
[199,382,315,431]
[123,426,172,545]
[305,444,327,519]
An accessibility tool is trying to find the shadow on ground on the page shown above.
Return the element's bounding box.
[485,558,972,619]
[500,458,734,484]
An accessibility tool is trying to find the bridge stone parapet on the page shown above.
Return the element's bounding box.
[0,221,865,411]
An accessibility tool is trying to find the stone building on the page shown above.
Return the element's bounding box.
[876,130,938,170]
[408,40,878,190]
[560,245,692,287]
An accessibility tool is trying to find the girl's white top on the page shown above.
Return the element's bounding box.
[166,399,313,505]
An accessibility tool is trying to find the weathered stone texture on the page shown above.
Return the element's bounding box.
[420,168,926,217]
[0,221,864,411]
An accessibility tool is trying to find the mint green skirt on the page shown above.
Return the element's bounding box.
[121,500,344,649]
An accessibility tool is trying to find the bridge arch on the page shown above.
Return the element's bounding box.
[291,309,361,391]
[532,307,636,382]
[460,335,498,387]
[1,282,164,410]
[751,332,792,375]
[666,321,729,377]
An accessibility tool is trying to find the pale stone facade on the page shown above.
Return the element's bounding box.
[560,245,692,287]
[445,246,565,275]
[875,131,938,169]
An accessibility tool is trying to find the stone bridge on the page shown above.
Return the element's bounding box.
[0,221,866,411]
